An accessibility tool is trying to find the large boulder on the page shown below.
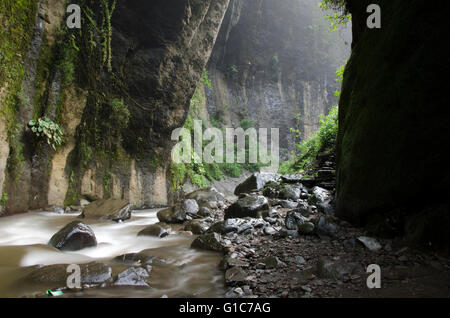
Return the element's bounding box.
[137,223,170,238]
[22,262,112,289]
[48,221,97,251]
[183,220,206,235]
[183,199,199,214]
[280,185,301,201]
[81,199,132,222]
[234,173,280,195]
[191,233,224,252]
[157,205,186,223]
[186,187,225,205]
[224,195,269,219]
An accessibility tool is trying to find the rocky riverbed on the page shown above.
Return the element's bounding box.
[0,173,449,298]
[164,172,450,298]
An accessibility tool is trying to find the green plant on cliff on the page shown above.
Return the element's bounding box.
[280,104,338,175]
[28,117,64,150]
[0,1,39,180]
[101,0,117,72]
[280,64,344,175]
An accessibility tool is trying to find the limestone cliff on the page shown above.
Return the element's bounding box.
[205,0,350,154]
[0,0,230,213]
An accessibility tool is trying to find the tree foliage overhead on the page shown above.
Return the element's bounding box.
[319,0,351,31]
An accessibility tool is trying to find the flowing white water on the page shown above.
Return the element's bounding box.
[0,210,225,298]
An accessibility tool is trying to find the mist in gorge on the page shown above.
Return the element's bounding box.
[0,0,449,305]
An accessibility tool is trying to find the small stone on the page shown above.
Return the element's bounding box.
[264,226,277,235]
[260,256,283,269]
[357,236,382,251]
[294,256,306,265]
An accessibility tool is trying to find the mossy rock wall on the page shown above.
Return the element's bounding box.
[337,0,450,250]
[0,0,230,212]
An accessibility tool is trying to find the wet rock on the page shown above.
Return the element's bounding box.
[298,222,315,235]
[257,208,278,219]
[81,199,132,222]
[219,257,249,270]
[157,205,186,223]
[183,220,206,235]
[264,217,278,225]
[46,206,65,214]
[225,195,269,219]
[264,226,277,235]
[114,267,150,287]
[198,207,211,217]
[137,223,170,238]
[315,216,339,237]
[225,287,245,298]
[113,253,163,266]
[23,262,112,289]
[280,185,301,201]
[280,174,303,184]
[48,221,97,251]
[316,258,361,280]
[206,221,227,234]
[309,186,333,214]
[357,236,382,251]
[296,201,310,215]
[280,200,298,209]
[225,266,250,285]
[234,173,280,195]
[183,199,199,214]
[285,210,306,231]
[186,187,225,205]
[260,256,283,269]
[191,233,224,252]
[312,186,331,203]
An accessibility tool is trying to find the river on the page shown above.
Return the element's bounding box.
[0,209,225,298]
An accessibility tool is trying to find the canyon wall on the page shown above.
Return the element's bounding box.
[205,0,350,154]
[337,0,450,250]
[0,0,230,213]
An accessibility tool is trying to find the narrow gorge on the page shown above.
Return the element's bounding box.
[0,0,448,300]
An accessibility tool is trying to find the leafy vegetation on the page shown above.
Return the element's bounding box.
[318,0,351,32]
[169,70,268,190]
[279,64,344,175]
[28,117,64,150]
[0,0,39,182]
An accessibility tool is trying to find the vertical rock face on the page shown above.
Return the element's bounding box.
[205,0,350,153]
[337,0,450,249]
[0,0,230,213]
